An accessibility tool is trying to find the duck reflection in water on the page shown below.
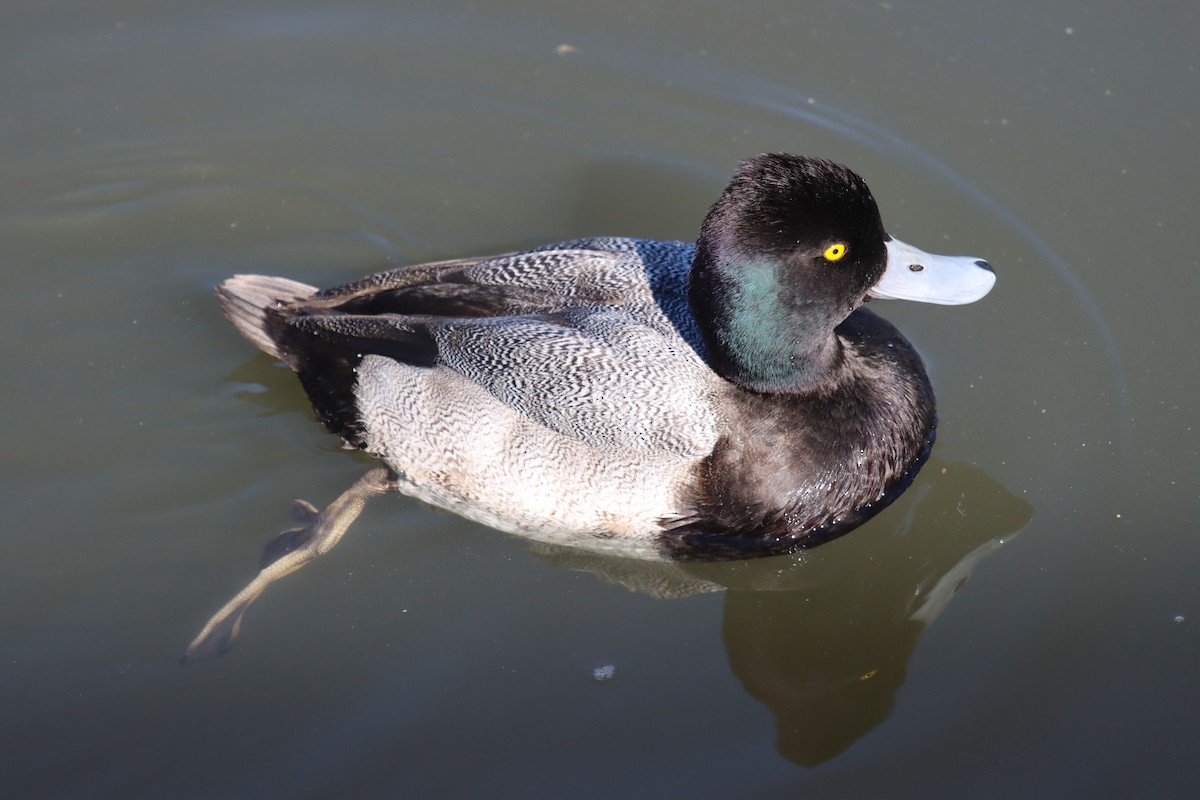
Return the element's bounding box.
[531,458,1029,766]
[726,461,1028,766]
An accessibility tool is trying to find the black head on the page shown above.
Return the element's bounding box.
[688,154,890,393]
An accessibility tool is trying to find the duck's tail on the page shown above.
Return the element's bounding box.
[216,275,317,365]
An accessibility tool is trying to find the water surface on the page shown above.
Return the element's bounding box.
[2,2,1197,798]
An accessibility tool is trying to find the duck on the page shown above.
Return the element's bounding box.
[184,154,994,660]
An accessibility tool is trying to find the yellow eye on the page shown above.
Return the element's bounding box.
[824,243,848,262]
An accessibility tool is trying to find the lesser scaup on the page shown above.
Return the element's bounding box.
[185,154,994,659]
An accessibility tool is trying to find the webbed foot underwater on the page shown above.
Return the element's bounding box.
[185,154,994,659]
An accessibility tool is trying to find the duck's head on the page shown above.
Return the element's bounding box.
[688,154,995,393]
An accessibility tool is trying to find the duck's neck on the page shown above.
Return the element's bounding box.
[688,253,845,394]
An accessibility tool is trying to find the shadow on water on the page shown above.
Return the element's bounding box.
[531,459,1031,767]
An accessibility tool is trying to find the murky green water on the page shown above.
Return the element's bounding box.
[3,2,1197,797]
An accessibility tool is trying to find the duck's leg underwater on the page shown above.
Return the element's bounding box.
[183,467,398,662]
